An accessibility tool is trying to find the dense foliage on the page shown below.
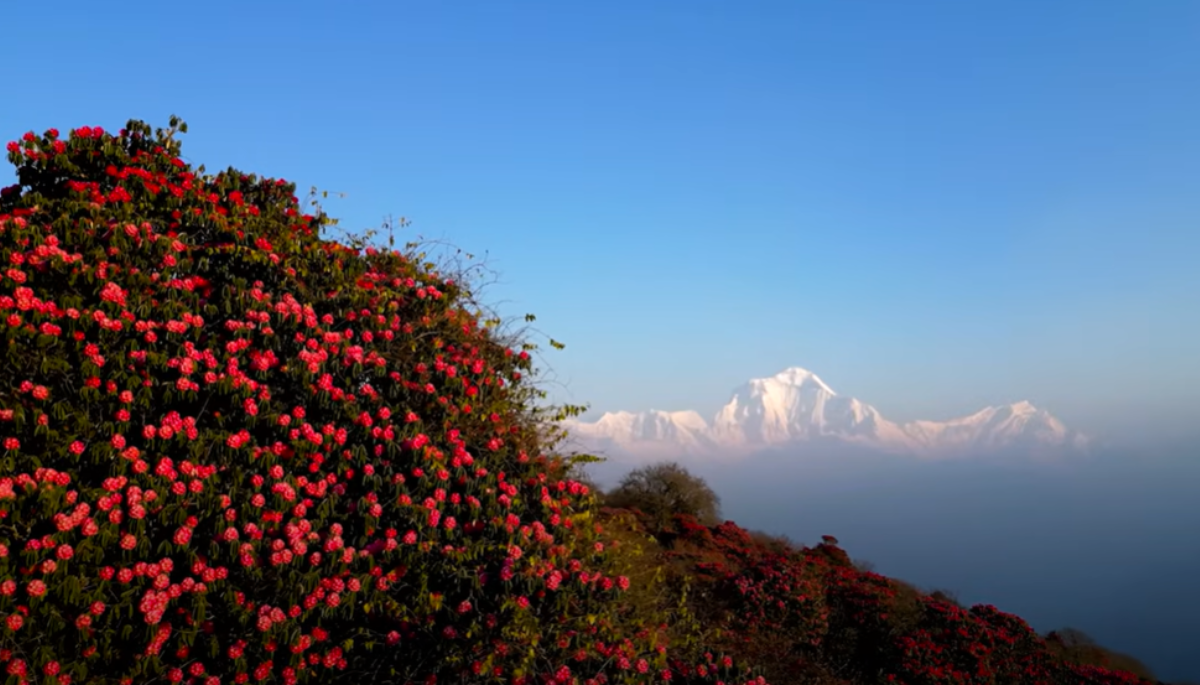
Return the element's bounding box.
[602,500,1179,685]
[0,119,762,685]
[0,118,1185,685]
[602,463,721,529]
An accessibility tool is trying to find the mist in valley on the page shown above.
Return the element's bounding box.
[582,437,1200,682]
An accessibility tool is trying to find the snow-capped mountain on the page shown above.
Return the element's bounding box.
[586,409,718,454]
[562,367,1089,460]
[709,367,916,448]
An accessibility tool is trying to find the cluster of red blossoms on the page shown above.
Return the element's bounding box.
[629,510,1166,685]
[0,120,763,685]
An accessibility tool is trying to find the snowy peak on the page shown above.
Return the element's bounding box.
[905,400,1086,454]
[568,409,717,456]
[1009,400,1036,414]
[593,409,708,439]
[564,367,1089,460]
[765,367,837,395]
[710,367,910,447]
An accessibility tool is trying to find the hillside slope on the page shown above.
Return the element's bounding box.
[596,506,1183,685]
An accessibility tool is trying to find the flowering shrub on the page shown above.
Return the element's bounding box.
[0,119,764,685]
[623,509,1165,685]
[0,116,1167,685]
[1044,630,1159,682]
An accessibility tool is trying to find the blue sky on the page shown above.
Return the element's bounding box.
[3,0,1198,439]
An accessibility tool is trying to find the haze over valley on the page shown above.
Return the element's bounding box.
[564,367,1200,682]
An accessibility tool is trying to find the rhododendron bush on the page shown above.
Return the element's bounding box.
[632,511,1162,685]
[0,119,761,685]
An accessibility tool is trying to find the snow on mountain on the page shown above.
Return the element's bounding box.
[562,367,1089,460]
[901,400,1089,456]
[709,367,916,449]
[583,410,713,447]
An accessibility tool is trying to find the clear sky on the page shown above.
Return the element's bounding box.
[3,0,1198,440]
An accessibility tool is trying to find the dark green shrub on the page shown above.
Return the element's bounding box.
[603,462,721,529]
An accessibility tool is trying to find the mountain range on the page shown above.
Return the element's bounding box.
[562,367,1090,461]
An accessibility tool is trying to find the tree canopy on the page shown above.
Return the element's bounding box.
[603,461,722,528]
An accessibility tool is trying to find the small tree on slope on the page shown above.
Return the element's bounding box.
[603,462,722,530]
[0,119,761,685]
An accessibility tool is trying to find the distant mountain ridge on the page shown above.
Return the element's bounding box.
[562,367,1090,460]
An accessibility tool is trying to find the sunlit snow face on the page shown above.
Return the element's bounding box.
[564,366,1087,460]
